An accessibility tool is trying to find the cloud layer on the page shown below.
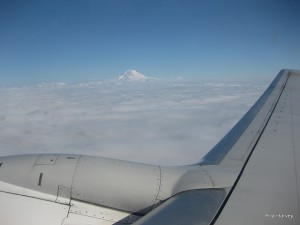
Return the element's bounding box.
[0,79,269,165]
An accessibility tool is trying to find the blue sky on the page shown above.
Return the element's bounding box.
[1,0,300,85]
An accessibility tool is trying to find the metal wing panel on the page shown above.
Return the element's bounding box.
[63,199,141,225]
[132,189,226,225]
[0,192,69,225]
[213,70,300,225]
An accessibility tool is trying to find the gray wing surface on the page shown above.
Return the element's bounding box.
[133,69,300,225]
[213,69,300,225]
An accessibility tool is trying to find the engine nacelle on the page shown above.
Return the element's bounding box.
[0,154,219,214]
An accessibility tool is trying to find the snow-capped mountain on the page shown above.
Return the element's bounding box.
[115,70,156,82]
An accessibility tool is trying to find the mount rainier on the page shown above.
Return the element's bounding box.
[115,70,156,82]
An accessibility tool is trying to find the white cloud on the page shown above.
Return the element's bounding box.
[0,79,269,166]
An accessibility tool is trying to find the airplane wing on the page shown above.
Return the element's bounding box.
[132,69,300,225]
[0,69,299,225]
[212,70,299,224]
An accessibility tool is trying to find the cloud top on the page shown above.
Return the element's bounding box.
[0,79,268,165]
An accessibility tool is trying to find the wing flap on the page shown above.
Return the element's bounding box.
[132,189,226,225]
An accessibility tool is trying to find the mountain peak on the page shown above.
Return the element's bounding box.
[116,70,155,82]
